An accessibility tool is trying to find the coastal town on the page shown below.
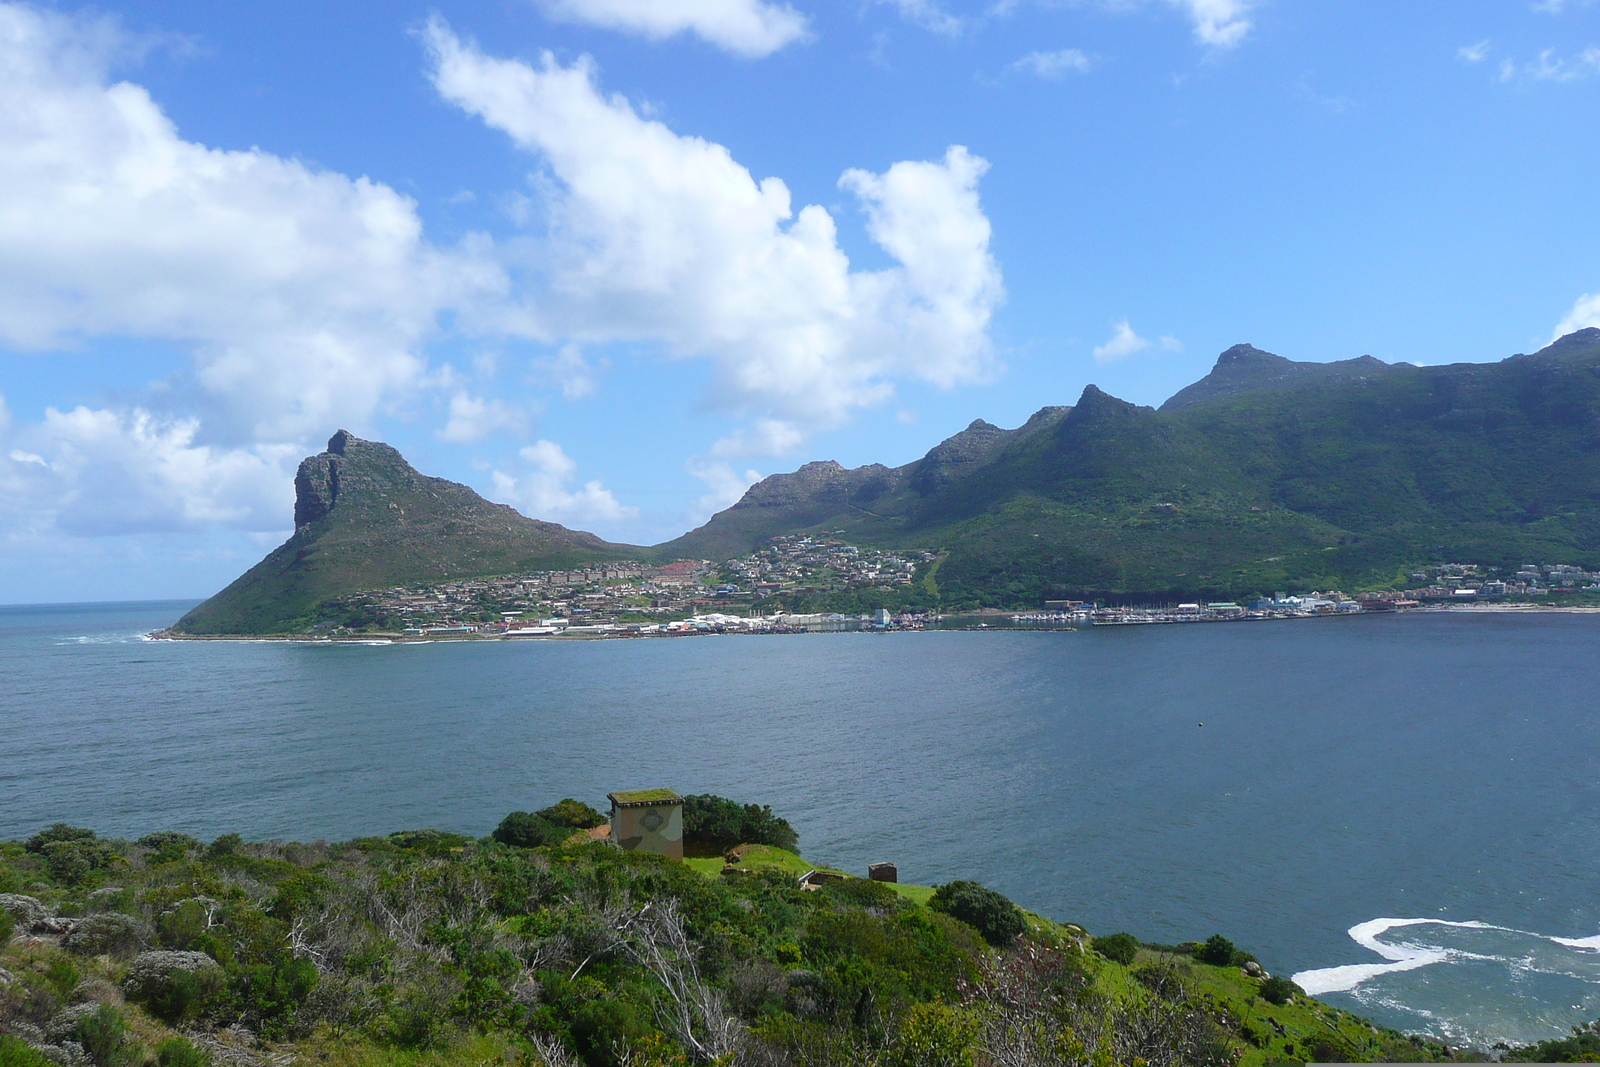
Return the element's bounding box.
[307,545,1600,640]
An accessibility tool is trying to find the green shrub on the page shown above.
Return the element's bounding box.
[491,811,562,848]
[124,952,226,1024]
[137,832,200,863]
[681,795,799,852]
[0,910,11,946]
[0,1035,54,1067]
[145,963,226,1023]
[77,1003,140,1067]
[1092,931,1140,965]
[205,834,243,859]
[44,959,81,999]
[24,824,97,853]
[883,1002,978,1067]
[1259,975,1301,1005]
[819,877,903,911]
[928,881,1026,946]
[536,798,606,829]
[1197,933,1240,966]
[154,1037,210,1067]
[42,838,113,885]
[64,913,149,956]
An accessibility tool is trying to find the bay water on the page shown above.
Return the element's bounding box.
[4,600,1599,1047]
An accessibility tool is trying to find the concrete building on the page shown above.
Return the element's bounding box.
[608,788,684,860]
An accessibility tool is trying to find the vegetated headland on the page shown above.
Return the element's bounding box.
[4,794,1580,1067]
[165,329,1600,638]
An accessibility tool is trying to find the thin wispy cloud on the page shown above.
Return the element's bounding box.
[1458,40,1490,63]
[1492,46,1600,82]
[1012,48,1093,78]
[533,0,811,57]
[878,0,965,36]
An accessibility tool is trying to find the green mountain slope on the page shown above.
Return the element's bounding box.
[172,431,643,634]
[664,328,1600,604]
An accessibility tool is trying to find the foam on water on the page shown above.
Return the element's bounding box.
[1295,918,1600,1045]
[1294,918,1496,994]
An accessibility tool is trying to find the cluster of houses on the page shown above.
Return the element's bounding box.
[1385,562,1600,602]
[722,535,927,598]
[329,535,934,636]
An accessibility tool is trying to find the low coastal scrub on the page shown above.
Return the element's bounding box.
[0,814,1507,1066]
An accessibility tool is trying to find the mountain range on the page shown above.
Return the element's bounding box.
[174,328,1600,633]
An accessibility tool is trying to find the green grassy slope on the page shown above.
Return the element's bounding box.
[173,431,645,634]
[0,829,1480,1067]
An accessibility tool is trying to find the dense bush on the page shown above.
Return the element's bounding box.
[63,913,149,956]
[1197,933,1241,966]
[0,895,46,929]
[24,824,96,854]
[0,1034,54,1067]
[1259,975,1302,1005]
[1092,931,1141,965]
[137,832,200,863]
[819,877,904,911]
[60,1003,140,1067]
[491,810,563,848]
[1504,1019,1600,1062]
[153,1037,210,1067]
[125,952,226,1024]
[929,880,1026,946]
[681,794,799,852]
[205,833,243,858]
[43,840,114,885]
[536,798,606,829]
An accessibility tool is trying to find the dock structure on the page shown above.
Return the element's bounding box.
[608,788,685,861]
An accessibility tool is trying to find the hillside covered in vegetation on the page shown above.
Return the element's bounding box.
[665,328,1600,606]
[172,330,1600,632]
[171,432,642,636]
[0,803,1534,1067]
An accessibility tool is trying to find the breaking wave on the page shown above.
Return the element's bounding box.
[1293,918,1600,1046]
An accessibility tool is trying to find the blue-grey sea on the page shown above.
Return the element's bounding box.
[4,600,1599,1047]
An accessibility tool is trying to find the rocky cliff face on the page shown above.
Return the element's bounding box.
[173,432,639,635]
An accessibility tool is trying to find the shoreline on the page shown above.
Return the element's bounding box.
[146,600,1600,643]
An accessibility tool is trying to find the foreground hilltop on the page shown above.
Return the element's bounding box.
[173,431,641,634]
[664,328,1600,604]
[0,816,1481,1067]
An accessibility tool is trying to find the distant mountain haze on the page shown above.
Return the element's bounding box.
[176,329,1600,632]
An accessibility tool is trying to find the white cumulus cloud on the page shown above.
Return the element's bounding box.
[1167,0,1253,48]
[534,0,810,57]
[0,2,508,545]
[438,392,526,443]
[1092,319,1182,363]
[0,4,495,444]
[1,407,297,538]
[1555,293,1600,339]
[686,456,762,523]
[491,440,636,524]
[425,19,1003,458]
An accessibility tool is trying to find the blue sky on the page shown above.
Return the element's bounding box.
[1,0,1598,603]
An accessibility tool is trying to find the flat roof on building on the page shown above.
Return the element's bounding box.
[608,788,683,807]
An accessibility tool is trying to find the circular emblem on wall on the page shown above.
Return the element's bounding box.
[640,808,665,832]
